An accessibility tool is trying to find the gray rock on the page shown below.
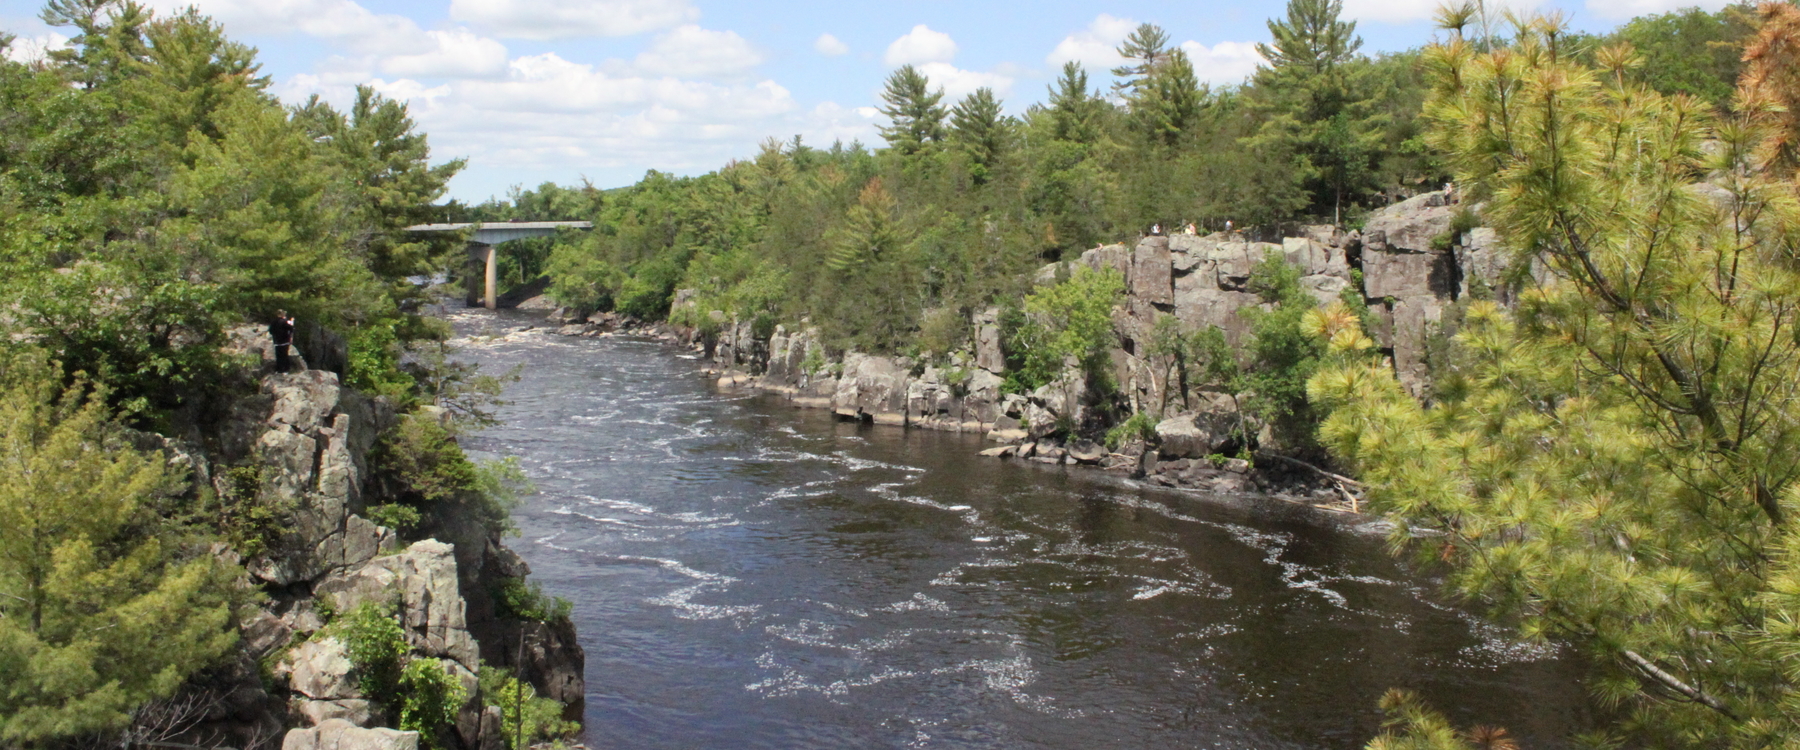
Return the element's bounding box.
[974,307,1004,373]
[1153,394,1242,458]
[1364,191,1456,254]
[1068,440,1106,464]
[1079,244,1132,278]
[832,353,911,425]
[1131,236,1173,306]
[256,430,318,503]
[1299,274,1350,306]
[1362,248,1451,300]
[281,636,356,701]
[315,540,480,672]
[266,371,343,434]
[296,699,376,728]
[281,719,418,750]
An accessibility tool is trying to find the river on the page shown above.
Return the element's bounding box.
[452,309,1592,749]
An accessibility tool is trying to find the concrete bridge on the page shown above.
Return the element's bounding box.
[406,221,592,309]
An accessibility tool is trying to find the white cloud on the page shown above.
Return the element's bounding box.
[1340,0,1545,23]
[380,30,509,79]
[1584,0,1731,19]
[884,25,957,66]
[1046,13,1135,70]
[141,0,425,56]
[5,32,70,64]
[1180,40,1264,86]
[916,62,1013,101]
[814,33,848,56]
[635,25,762,78]
[449,0,699,40]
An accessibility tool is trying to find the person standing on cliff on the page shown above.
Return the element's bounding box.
[269,310,295,373]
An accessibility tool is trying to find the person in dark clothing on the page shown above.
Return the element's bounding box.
[269,310,295,373]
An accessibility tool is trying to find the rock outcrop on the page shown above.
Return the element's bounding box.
[281,720,418,750]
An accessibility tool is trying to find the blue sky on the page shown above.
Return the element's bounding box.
[1,0,1728,204]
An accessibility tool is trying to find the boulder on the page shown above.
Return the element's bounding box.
[266,371,343,434]
[1131,236,1173,306]
[296,699,376,728]
[832,353,911,425]
[1078,244,1131,278]
[1363,191,1457,254]
[1362,248,1452,300]
[1068,440,1106,464]
[281,636,356,702]
[1153,394,1243,458]
[281,719,418,750]
[314,540,480,672]
[1299,274,1350,306]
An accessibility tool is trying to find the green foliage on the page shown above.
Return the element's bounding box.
[479,666,579,749]
[1144,315,1238,414]
[408,340,519,434]
[0,350,237,745]
[1242,253,1326,449]
[493,578,572,625]
[1315,13,1800,744]
[877,65,947,155]
[378,416,479,506]
[365,503,421,536]
[205,464,291,559]
[398,658,466,750]
[1004,267,1124,393]
[1104,411,1157,450]
[347,322,413,402]
[1364,689,1519,750]
[338,602,406,704]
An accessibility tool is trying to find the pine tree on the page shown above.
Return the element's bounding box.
[1311,10,1800,744]
[1046,61,1106,144]
[39,0,150,89]
[1128,48,1204,146]
[948,87,1011,183]
[1110,23,1171,97]
[0,353,237,744]
[876,64,946,156]
[1245,0,1385,221]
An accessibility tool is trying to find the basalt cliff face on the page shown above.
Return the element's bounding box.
[556,190,1526,498]
[136,340,582,750]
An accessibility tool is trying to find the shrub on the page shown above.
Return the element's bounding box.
[478,666,579,749]
[1104,411,1158,450]
[493,578,572,624]
[339,603,406,703]
[366,503,421,535]
[398,658,467,750]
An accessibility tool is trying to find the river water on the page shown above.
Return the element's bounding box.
[453,310,1591,749]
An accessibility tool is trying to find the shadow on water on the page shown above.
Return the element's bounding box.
[452,309,1593,750]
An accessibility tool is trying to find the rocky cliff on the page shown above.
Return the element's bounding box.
[553,189,1512,498]
[138,341,583,750]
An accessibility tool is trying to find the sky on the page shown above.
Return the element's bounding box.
[0,0,1733,204]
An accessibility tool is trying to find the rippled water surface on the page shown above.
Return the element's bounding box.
[454,310,1590,749]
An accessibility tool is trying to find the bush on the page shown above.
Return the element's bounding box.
[346,321,414,401]
[366,503,421,535]
[478,666,579,749]
[398,658,467,750]
[1105,411,1158,450]
[1002,267,1125,393]
[494,578,572,624]
[338,603,406,704]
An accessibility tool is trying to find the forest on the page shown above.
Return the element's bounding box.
[4,0,1800,746]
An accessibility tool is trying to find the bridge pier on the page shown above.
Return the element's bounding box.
[464,243,498,309]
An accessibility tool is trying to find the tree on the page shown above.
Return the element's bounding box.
[1311,10,1800,744]
[948,87,1011,182]
[40,0,150,89]
[1111,23,1172,97]
[877,65,946,156]
[1245,0,1385,222]
[0,352,237,745]
[1046,61,1107,145]
[1128,48,1204,146]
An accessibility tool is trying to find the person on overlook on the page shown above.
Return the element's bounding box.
[268,310,295,373]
